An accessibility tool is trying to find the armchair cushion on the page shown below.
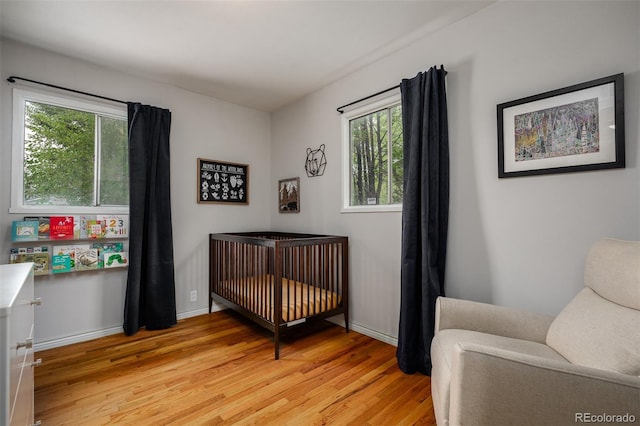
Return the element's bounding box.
[546,238,640,376]
[546,287,640,376]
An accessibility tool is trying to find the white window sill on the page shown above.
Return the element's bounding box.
[9,206,129,215]
[341,204,402,214]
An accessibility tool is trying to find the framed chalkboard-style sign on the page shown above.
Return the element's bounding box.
[198,158,249,204]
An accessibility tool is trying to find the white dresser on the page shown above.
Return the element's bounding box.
[1,263,40,425]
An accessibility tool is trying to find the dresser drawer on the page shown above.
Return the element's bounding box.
[11,334,34,426]
[1,263,36,426]
[9,277,34,425]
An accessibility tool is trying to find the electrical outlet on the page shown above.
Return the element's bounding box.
[190,290,197,302]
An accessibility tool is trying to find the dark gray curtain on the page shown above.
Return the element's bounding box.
[124,103,177,335]
[396,66,449,375]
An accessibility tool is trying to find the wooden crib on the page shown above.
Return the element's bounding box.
[209,232,349,359]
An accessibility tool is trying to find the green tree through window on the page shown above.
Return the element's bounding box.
[21,99,128,208]
[348,103,402,207]
[99,116,129,205]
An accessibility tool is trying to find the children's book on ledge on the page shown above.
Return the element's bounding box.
[11,215,128,242]
[10,243,128,275]
[9,215,129,274]
[10,246,50,275]
[11,220,39,241]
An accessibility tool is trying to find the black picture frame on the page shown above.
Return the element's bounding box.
[197,158,249,204]
[497,73,624,178]
[278,177,300,213]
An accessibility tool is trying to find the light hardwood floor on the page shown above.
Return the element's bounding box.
[35,310,435,425]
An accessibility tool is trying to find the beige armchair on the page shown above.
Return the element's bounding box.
[430,238,640,426]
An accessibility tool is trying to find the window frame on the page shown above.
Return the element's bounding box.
[10,88,129,215]
[340,91,403,213]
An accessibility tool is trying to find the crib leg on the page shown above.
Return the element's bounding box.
[344,311,350,333]
[274,329,280,360]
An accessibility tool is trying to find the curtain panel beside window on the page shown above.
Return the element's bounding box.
[124,102,177,335]
[396,66,449,375]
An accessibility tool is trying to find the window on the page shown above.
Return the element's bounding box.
[341,92,403,212]
[11,88,128,214]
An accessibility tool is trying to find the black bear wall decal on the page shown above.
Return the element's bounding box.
[305,144,327,177]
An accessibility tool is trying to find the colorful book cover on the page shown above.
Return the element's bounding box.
[104,251,128,268]
[86,219,105,239]
[12,220,39,241]
[98,215,128,238]
[51,254,71,274]
[33,252,50,275]
[74,215,83,239]
[10,246,50,275]
[53,244,90,270]
[24,216,50,240]
[91,242,124,268]
[50,216,75,240]
[75,215,95,239]
[10,249,29,263]
[10,251,32,264]
[76,248,99,270]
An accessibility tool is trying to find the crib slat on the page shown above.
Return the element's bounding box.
[285,250,291,322]
[274,245,282,359]
[324,243,329,312]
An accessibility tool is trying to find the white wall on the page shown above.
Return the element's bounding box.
[271,1,640,342]
[0,39,272,347]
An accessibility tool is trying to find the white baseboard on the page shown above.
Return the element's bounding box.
[184,306,399,347]
[34,306,396,351]
[34,307,218,351]
[351,322,398,347]
[35,326,123,352]
[177,307,211,319]
[328,317,398,347]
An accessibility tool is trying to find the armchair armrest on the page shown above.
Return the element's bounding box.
[435,296,555,344]
[449,342,640,426]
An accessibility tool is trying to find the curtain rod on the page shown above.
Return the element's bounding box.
[336,84,399,114]
[336,67,448,114]
[6,75,128,105]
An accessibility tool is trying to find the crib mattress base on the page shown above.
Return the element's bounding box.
[213,274,342,324]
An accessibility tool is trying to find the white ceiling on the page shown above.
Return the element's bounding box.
[0,1,493,111]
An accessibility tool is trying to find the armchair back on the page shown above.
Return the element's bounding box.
[546,239,640,376]
[584,238,640,310]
